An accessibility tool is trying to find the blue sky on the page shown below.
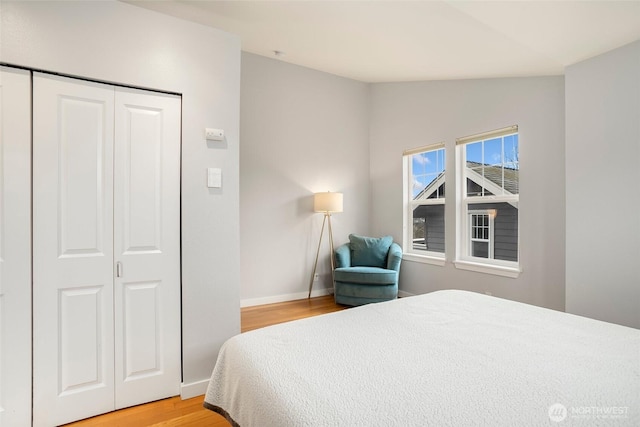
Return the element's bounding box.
[466,134,519,169]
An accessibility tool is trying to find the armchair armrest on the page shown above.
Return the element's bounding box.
[386,243,403,272]
[335,243,351,268]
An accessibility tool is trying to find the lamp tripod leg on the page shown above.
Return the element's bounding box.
[327,213,335,286]
[308,214,327,298]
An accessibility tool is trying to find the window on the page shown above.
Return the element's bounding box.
[468,209,495,258]
[456,126,519,273]
[403,143,446,262]
[402,126,520,276]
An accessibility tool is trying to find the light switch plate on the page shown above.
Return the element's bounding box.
[207,168,222,188]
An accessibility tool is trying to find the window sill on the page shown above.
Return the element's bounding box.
[403,253,446,266]
[453,260,521,278]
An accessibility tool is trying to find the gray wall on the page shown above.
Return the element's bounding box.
[1,0,241,395]
[565,41,640,328]
[239,53,371,305]
[369,77,566,310]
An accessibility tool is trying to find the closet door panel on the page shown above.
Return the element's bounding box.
[122,281,161,376]
[122,104,163,252]
[114,88,181,409]
[59,286,107,392]
[0,66,32,427]
[58,95,109,256]
[33,74,115,427]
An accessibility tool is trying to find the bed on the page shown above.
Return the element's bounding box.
[204,290,639,426]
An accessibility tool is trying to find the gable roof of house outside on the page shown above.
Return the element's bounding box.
[414,161,519,200]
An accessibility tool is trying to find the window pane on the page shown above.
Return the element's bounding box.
[423,150,440,174]
[469,202,518,262]
[504,134,519,194]
[465,134,519,197]
[471,241,489,258]
[466,178,484,197]
[466,142,483,164]
[412,217,426,250]
[412,148,445,199]
[427,183,445,199]
[412,204,445,253]
[484,138,502,167]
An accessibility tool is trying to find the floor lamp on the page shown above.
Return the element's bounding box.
[308,191,343,298]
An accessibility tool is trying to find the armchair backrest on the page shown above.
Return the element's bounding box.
[335,234,402,272]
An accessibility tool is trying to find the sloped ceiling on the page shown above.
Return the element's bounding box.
[129,1,640,82]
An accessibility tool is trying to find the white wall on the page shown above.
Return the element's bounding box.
[239,53,370,305]
[565,41,640,328]
[369,77,566,310]
[0,0,241,395]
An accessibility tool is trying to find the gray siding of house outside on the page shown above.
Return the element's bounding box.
[413,202,517,261]
[413,204,445,253]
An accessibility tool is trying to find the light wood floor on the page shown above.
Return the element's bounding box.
[65,295,346,427]
[241,292,346,332]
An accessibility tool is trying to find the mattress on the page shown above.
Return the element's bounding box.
[204,290,639,426]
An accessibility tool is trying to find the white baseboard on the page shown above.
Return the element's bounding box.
[180,379,210,400]
[398,290,415,298]
[241,288,333,308]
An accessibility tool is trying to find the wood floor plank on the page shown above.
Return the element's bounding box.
[63,396,226,427]
[64,295,345,426]
[241,295,346,332]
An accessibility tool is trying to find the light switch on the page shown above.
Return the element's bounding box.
[207,168,222,188]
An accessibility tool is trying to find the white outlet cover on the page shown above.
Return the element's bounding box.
[205,128,224,141]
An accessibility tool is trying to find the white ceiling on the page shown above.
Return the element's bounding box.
[129,1,640,83]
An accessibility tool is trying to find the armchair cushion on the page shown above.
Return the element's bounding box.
[349,234,393,268]
[334,267,397,285]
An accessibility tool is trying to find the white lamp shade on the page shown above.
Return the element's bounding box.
[314,192,343,213]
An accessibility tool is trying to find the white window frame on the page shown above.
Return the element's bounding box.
[454,126,521,278]
[402,143,446,265]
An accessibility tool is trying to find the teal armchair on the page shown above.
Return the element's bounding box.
[333,234,402,306]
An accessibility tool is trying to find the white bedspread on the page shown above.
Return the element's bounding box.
[204,290,640,426]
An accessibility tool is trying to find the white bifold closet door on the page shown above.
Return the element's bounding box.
[113,86,181,409]
[33,73,181,426]
[0,67,32,427]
